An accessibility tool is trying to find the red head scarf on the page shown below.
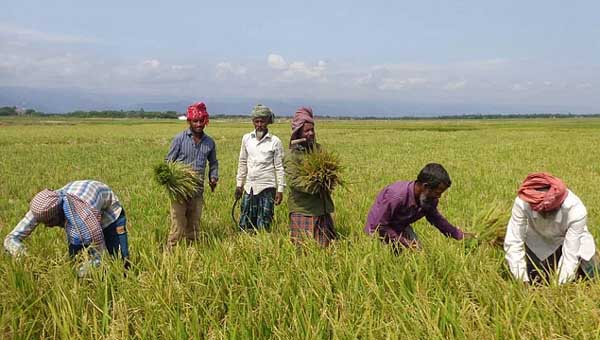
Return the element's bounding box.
[187,102,209,124]
[518,172,568,212]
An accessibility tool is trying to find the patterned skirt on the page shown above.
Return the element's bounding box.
[239,188,276,231]
[289,213,336,247]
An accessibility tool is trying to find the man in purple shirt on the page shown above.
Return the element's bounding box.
[364,163,472,250]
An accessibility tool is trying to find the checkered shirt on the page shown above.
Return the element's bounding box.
[4,180,122,256]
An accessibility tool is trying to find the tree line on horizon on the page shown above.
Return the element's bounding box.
[1,106,599,120]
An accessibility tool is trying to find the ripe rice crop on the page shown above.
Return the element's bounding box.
[154,161,201,202]
[2,117,600,339]
[287,147,344,193]
[469,202,511,247]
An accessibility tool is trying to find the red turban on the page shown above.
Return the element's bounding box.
[518,172,568,212]
[187,102,209,123]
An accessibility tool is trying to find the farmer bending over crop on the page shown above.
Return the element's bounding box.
[4,180,130,274]
[234,104,285,231]
[364,163,473,251]
[165,102,218,248]
[504,172,599,285]
[284,107,336,247]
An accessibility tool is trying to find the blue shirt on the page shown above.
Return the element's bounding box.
[165,129,219,188]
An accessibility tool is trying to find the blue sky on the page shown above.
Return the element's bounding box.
[1,0,600,113]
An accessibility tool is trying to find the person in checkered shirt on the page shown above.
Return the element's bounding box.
[3,180,130,273]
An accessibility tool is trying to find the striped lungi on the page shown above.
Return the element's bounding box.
[239,188,276,231]
[289,213,336,247]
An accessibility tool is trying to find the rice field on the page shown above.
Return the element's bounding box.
[1,117,600,339]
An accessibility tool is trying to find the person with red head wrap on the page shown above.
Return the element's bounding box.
[187,102,209,124]
[165,101,219,248]
[517,172,568,212]
[504,172,599,285]
[284,106,336,247]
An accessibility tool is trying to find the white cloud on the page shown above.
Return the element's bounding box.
[2,44,599,111]
[267,54,287,70]
[378,77,429,91]
[282,61,327,80]
[171,64,194,71]
[266,54,328,82]
[371,63,433,73]
[353,63,433,91]
[0,23,97,44]
[444,80,467,90]
[141,59,161,68]
[353,72,374,87]
[216,62,247,79]
[577,83,592,89]
[461,58,507,69]
[511,81,534,91]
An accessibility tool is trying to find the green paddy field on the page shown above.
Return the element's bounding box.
[1,117,600,339]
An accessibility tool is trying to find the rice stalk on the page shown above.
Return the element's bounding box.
[153,161,201,202]
[289,148,345,193]
[469,201,511,247]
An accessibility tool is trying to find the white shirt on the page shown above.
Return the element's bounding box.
[504,190,596,284]
[235,130,285,194]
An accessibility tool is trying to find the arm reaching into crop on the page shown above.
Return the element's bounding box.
[3,211,39,257]
[504,198,529,282]
[557,203,594,284]
[424,202,464,240]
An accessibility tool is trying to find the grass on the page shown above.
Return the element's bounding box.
[2,117,600,339]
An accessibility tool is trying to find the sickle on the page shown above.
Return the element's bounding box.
[231,196,241,229]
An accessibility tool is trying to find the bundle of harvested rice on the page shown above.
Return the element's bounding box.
[154,161,201,202]
[469,202,511,247]
[290,148,344,193]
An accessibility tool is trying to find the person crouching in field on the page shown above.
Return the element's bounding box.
[504,172,599,285]
[364,163,473,252]
[3,180,130,272]
[165,102,219,248]
[234,104,285,231]
[284,107,336,247]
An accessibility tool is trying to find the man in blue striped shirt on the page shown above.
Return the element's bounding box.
[3,180,130,274]
[165,102,219,248]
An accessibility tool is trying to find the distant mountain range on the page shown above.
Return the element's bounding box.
[0,86,592,117]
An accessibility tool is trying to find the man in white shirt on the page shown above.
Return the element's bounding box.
[234,104,285,231]
[504,172,599,285]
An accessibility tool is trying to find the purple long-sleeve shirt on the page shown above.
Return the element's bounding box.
[364,181,463,240]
